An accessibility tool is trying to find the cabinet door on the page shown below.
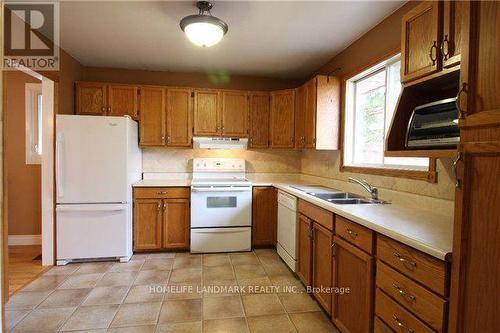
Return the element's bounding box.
[248,92,270,148]
[401,1,442,83]
[139,86,165,146]
[297,214,312,286]
[76,82,107,115]
[163,199,190,249]
[449,148,500,332]
[252,187,277,247]
[304,78,317,148]
[108,85,139,119]
[221,91,248,137]
[270,90,295,148]
[332,236,374,333]
[193,90,220,136]
[294,85,306,148]
[458,1,500,128]
[312,222,333,314]
[166,88,192,147]
[134,199,163,250]
[442,0,466,68]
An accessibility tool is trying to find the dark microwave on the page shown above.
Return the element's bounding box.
[405,97,460,149]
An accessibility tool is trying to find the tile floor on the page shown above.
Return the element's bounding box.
[5,249,338,333]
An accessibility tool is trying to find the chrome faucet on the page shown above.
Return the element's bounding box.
[348,177,379,200]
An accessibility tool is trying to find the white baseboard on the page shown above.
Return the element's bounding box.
[8,234,42,246]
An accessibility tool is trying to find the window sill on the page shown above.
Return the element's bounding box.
[340,161,437,183]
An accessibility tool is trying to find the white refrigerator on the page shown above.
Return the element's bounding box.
[55,115,141,265]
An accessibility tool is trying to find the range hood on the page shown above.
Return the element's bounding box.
[193,137,248,150]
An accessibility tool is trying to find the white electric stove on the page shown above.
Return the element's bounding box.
[190,158,252,253]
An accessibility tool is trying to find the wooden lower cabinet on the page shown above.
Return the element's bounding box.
[251,187,277,247]
[332,236,374,333]
[162,199,190,249]
[133,188,190,251]
[133,199,163,250]
[312,222,333,314]
[297,213,312,286]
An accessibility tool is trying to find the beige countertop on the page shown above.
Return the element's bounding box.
[132,178,453,260]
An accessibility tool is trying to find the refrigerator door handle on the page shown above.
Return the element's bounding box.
[56,133,65,198]
[56,204,128,212]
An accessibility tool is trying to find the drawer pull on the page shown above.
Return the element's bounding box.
[346,228,358,239]
[393,315,414,333]
[392,283,416,303]
[157,191,168,195]
[394,252,417,269]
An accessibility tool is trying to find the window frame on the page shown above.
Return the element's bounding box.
[25,83,43,165]
[339,51,437,183]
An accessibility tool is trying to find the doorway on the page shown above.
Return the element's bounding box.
[3,68,56,297]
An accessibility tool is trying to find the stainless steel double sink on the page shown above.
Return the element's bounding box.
[290,185,386,205]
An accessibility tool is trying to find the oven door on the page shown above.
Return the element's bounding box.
[190,186,252,228]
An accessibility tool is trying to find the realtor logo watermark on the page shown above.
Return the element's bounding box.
[3,2,60,71]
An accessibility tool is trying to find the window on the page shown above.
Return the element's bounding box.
[25,83,43,164]
[344,54,429,170]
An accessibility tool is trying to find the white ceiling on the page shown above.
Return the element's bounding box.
[60,1,404,79]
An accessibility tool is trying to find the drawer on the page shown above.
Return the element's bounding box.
[298,200,334,231]
[374,316,394,333]
[377,262,446,332]
[134,187,190,199]
[376,235,447,296]
[336,216,374,254]
[376,289,434,333]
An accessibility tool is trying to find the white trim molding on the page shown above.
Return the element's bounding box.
[8,234,42,246]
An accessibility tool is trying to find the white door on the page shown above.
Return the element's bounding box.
[56,204,129,260]
[190,186,252,227]
[56,115,128,203]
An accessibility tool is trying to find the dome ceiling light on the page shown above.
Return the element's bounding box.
[180,1,228,47]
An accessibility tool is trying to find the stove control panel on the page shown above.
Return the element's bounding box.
[193,158,246,173]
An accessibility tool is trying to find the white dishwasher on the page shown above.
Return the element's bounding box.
[277,190,298,271]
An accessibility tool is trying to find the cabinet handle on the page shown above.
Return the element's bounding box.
[101,107,106,112]
[157,202,161,211]
[452,152,462,188]
[392,283,416,303]
[157,191,168,195]
[167,136,171,144]
[456,82,467,119]
[107,106,111,113]
[393,252,416,269]
[440,34,450,60]
[308,227,313,240]
[331,242,336,257]
[429,41,438,65]
[392,315,414,333]
[163,203,167,211]
[346,228,358,239]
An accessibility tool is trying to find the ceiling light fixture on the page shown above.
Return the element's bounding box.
[180,1,228,47]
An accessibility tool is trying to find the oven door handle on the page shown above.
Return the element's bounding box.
[191,187,252,192]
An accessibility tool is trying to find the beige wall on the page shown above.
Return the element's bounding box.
[59,50,84,114]
[82,67,300,91]
[301,0,455,201]
[143,148,301,174]
[4,71,42,235]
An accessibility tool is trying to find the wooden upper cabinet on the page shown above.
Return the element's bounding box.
[162,198,190,249]
[270,89,295,148]
[133,199,163,250]
[252,187,277,247]
[442,0,466,68]
[458,1,500,128]
[297,213,312,286]
[166,88,192,147]
[221,91,248,137]
[193,89,221,136]
[304,78,317,148]
[108,85,139,119]
[312,222,333,314]
[332,236,374,333]
[76,82,107,115]
[295,85,306,148]
[248,92,270,148]
[139,86,165,146]
[401,1,442,83]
